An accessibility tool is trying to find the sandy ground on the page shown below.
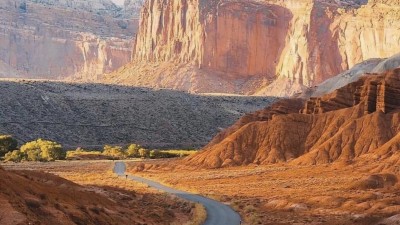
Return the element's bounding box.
[126,160,400,225]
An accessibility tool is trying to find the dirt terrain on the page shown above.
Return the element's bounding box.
[126,160,400,225]
[1,161,199,225]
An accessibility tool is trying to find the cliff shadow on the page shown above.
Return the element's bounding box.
[0,79,275,150]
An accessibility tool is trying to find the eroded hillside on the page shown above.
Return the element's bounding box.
[0,80,274,149]
[184,69,400,168]
[0,163,194,225]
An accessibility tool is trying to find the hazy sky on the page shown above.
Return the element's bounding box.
[111,0,124,6]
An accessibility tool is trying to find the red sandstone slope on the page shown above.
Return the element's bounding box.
[185,69,400,168]
[0,167,176,225]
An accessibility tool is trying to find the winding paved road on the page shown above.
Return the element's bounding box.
[113,162,241,225]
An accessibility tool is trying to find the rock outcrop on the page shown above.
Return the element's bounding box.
[310,52,400,97]
[184,69,400,168]
[0,0,141,80]
[107,0,400,96]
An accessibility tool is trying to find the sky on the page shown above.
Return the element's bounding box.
[111,0,124,6]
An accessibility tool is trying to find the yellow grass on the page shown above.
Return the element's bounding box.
[66,150,102,158]
[159,149,198,157]
[189,203,207,225]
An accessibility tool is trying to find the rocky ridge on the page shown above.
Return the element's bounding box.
[184,69,400,168]
[0,79,274,149]
[0,0,142,80]
[311,52,400,97]
[107,0,400,96]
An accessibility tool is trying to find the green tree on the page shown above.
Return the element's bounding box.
[4,150,25,162]
[126,144,141,158]
[150,150,161,159]
[139,148,149,158]
[20,139,65,161]
[103,145,125,159]
[0,135,18,157]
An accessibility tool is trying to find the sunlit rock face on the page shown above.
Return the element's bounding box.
[184,68,400,168]
[109,0,400,96]
[0,0,142,80]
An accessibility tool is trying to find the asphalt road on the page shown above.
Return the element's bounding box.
[113,162,242,225]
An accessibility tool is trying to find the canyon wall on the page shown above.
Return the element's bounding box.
[0,0,141,80]
[109,0,400,96]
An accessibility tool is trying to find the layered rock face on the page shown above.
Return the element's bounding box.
[0,0,141,80]
[109,0,400,96]
[184,69,400,168]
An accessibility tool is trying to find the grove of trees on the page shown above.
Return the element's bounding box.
[1,135,193,162]
[0,135,18,157]
[4,139,65,162]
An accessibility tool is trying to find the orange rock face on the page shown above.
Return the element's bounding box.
[184,69,400,168]
[0,0,138,80]
[110,0,400,96]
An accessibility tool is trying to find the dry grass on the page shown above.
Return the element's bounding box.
[66,150,103,157]
[188,203,207,225]
[127,161,400,225]
[159,150,198,157]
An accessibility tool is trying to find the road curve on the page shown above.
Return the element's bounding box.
[113,162,241,225]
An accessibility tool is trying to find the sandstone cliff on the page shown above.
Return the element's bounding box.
[107,0,400,96]
[184,69,400,168]
[0,0,140,80]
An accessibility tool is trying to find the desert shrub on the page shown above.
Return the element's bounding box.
[19,2,27,12]
[0,135,18,157]
[138,148,150,158]
[117,20,128,29]
[25,199,41,209]
[190,203,207,225]
[20,139,65,161]
[103,145,126,159]
[350,174,398,190]
[126,144,141,158]
[4,150,26,162]
[139,148,150,158]
[149,150,160,159]
[66,148,104,160]
[159,150,197,158]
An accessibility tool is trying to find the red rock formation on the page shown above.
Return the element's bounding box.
[0,0,139,80]
[184,69,400,168]
[108,0,400,96]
